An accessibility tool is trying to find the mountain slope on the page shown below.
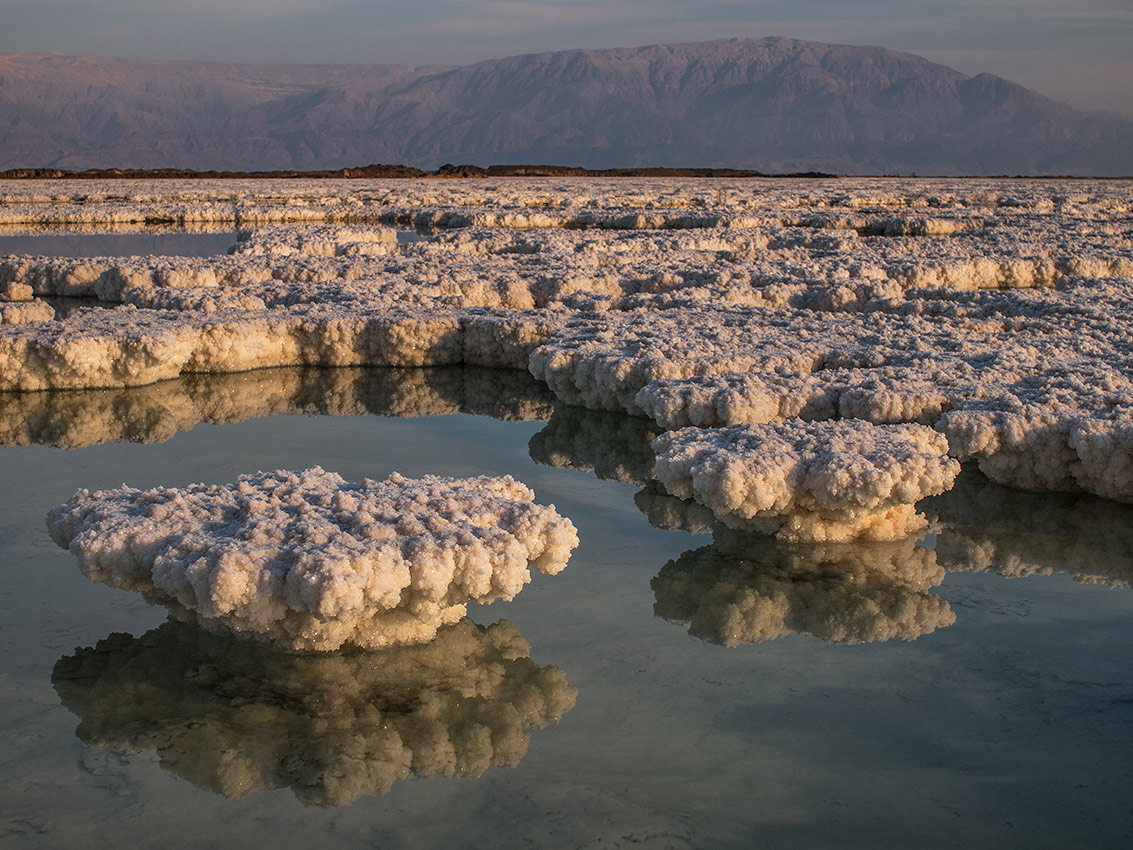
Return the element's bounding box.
[1,38,1129,175]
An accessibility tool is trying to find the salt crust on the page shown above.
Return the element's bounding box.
[47,467,579,650]
[53,617,576,807]
[651,527,954,646]
[653,420,960,541]
[0,365,555,448]
[0,299,53,324]
[3,178,1133,503]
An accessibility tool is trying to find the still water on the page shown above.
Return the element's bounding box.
[0,230,242,258]
[0,228,425,259]
[1,367,1131,849]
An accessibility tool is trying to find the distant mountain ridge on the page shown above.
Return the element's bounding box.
[2,38,1131,175]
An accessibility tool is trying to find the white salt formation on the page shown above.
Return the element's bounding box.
[4,177,1133,503]
[47,467,578,650]
[651,528,953,646]
[653,420,959,541]
[52,618,576,807]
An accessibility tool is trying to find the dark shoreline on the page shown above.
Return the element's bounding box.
[0,163,834,180]
[2,164,1128,180]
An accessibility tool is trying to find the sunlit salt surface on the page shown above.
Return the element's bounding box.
[2,366,1132,848]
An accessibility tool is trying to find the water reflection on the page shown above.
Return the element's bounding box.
[651,523,953,646]
[0,365,556,447]
[925,467,1133,586]
[0,228,240,259]
[52,617,576,807]
[528,405,662,485]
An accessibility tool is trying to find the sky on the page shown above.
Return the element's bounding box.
[2,0,1131,118]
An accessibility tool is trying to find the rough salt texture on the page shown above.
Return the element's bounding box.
[653,420,960,541]
[52,617,576,807]
[47,467,578,650]
[4,177,1133,502]
[0,299,53,324]
[0,365,555,448]
[651,527,953,646]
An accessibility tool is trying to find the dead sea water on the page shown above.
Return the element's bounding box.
[1,366,1132,850]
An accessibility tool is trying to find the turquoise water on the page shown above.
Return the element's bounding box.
[2,367,1131,849]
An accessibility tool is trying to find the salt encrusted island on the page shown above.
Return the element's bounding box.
[6,176,1133,554]
[47,468,578,650]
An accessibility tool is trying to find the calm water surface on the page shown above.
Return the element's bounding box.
[1,367,1131,849]
[0,228,425,258]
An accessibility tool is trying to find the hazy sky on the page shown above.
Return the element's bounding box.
[3,0,1131,117]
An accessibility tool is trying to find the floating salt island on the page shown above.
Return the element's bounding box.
[47,467,578,650]
[6,176,1133,545]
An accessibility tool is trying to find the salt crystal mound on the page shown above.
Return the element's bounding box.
[0,304,567,389]
[651,528,954,646]
[3,177,1133,503]
[0,299,53,324]
[51,617,577,807]
[653,420,960,542]
[924,468,1133,587]
[527,404,664,485]
[46,468,579,650]
[0,365,555,448]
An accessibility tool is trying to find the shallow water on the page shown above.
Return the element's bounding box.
[0,228,424,258]
[2,367,1132,849]
[0,230,242,258]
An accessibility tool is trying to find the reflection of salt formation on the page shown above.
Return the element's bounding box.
[633,481,717,535]
[48,468,578,650]
[527,405,663,485]
[4,179,1133,503]
[653,420,959,542]
[51,618,577,807]
[0,365,555,448]
[651,525,954,646]
[925,468,1133,587]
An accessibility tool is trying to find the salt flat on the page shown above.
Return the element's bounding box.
[3,177,1131,526]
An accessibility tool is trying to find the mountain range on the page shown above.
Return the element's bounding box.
[2,38,1131,175]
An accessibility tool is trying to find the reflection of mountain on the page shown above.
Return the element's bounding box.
[0,365,555,447]
[52,618,576,807]
[528,405,661,485]
[651,524,953,646]
[925,468,1133,587]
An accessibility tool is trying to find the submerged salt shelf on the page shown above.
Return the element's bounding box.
[48,467,578,649]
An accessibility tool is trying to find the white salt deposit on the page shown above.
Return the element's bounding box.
[3,176,1133,503]
[653,420,960,541]
[47,467,578,650]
